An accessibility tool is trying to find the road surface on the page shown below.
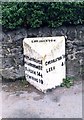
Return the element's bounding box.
[0,80,83,118]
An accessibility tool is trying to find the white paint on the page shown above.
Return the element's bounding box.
[23,36,66,92]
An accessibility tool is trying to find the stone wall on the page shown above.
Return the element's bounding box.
[1,25,84,81]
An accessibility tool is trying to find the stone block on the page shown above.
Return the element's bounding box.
[23,36,66,92]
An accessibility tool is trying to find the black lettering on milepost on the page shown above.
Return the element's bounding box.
[31,39,56,43]
[24,60,42,70]
[46,66,55,73]
[61,61,65,66]
[25,65,43,78]
[61,62,64,66]
[45,54,65,66]
[25,73,44,84]
[25,73,38,82]
[39,79,43,84]
[37,71,43,78]
[25,67,36,75]
[24,55,42,65]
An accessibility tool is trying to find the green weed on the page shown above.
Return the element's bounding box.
[60,77,74,88]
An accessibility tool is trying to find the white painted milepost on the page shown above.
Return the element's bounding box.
[23,36,66,93]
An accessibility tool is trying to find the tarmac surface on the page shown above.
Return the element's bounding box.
[0,80,83,118]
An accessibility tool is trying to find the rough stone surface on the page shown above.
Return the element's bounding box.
[0,26,84,80]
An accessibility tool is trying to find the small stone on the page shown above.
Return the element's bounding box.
[58,104,61,106]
